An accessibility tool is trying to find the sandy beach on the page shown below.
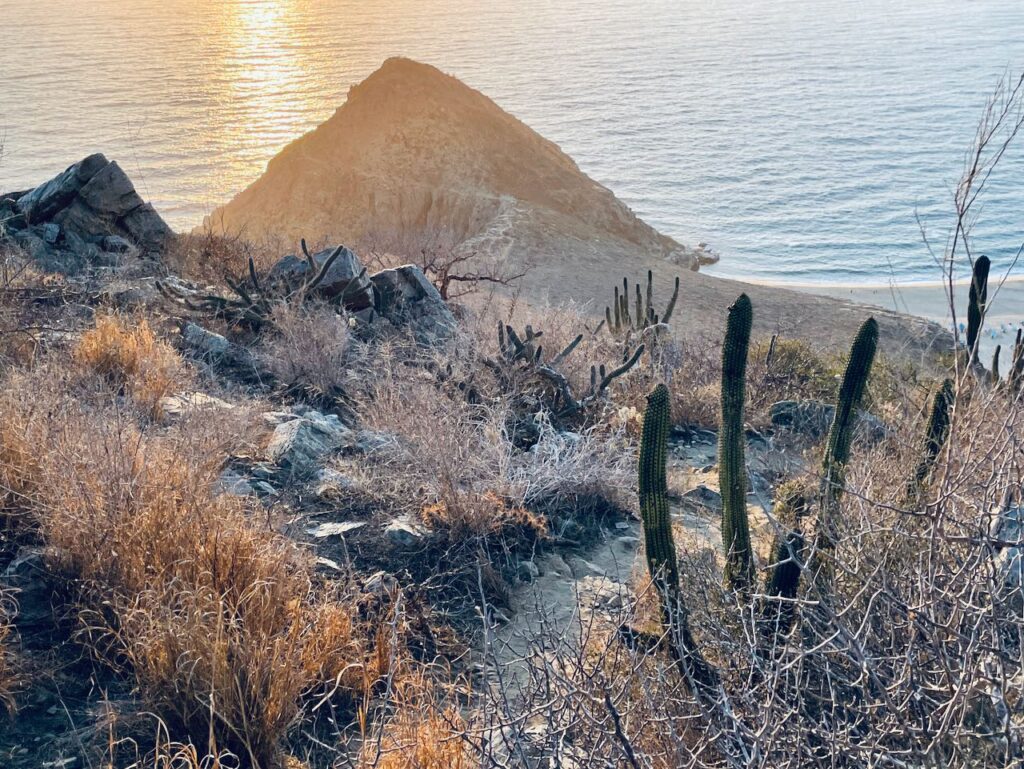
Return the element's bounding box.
[786,276,1024,364]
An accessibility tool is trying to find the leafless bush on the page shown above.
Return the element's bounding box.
[258,301,352,397]
[0,587,16,717]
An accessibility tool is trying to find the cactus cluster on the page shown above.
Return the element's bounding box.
[606,271,680,335]
[966,256,990,364]
[490,321,644,420]
[719,294,754,592]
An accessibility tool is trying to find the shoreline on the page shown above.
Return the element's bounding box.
[784,276,1024,362]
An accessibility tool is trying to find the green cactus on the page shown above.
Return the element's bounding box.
[910,378,954,497]
[719,294,754,592]
[605,272,680,335]
[1009,329,1024,395]
[966,255,990,364]
[817,317,878,552]
[639,384,717,688]
[991,345,1002,384]
[761,481,808,639]
[640,384,679,593]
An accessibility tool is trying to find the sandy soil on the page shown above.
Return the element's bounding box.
[789,276,1024,364]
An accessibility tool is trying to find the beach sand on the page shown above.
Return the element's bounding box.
[790,277,1024,364]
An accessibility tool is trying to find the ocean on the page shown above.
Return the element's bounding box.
[2,0,1023,284]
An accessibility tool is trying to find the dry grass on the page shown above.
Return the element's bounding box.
[0,365,393,767]
[258,302,351,397]
[75,314,188,417]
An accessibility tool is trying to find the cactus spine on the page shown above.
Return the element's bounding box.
[639,384,717,688]
[817,317,878,552]
[910,378,954,497]
[719,294,754,592]
[966,255,990,364]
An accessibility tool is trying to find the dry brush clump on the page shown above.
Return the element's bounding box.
[0,360,398,768]
[257,301,352,398]
[74,314,189,417]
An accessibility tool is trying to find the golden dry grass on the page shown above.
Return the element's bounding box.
[74,314,188,417]
[0,365,393,767]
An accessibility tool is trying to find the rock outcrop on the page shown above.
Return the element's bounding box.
[1,153,172,272]
[203,57,704,272]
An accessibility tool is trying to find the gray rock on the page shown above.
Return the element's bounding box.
[121,202,173,250]
[266,410,352,479]
[78,160,144,219]
[770,400,889,443]
[15,152,108,222]
[517,559,540,582]
[9,154,172,269]
[181,322,262,382]
[681,484,723,510]
[268,245,374,308]
[214,470,254,497]
[315,467,360,499]
[251,481,277,497]
[2,548,52,629]
[370,264,455,345]
[384,516,426,548]
[40,222,60,244]
[363,570,398,595]
[307,520,366,538]
[101,234,134,254]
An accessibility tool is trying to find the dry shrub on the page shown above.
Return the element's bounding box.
[75,315,187,416]
[357,680,473,769]
[164,227,280,285]
[259,302,351,396]
[0,367,388,767]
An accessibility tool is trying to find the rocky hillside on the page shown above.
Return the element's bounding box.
[203,57,708,270]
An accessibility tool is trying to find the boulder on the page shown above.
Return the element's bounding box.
[770,399,889,443]
[266,410,353,480]
[370,264,455,345]
[180,322,262,382]
[5,154,172,270]
[680,484,723,511]
[268,245,374,308]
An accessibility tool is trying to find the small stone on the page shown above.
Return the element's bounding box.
[159,391,234,420]
[315,468,359,499]
[101,234,134,253]
[384,517,425,547]
[214,470,253,497]
[363,570,398,595]
[307,521,366,539]
[315,557,343,572]
[613,521,631,530]
[251,481,277,497]
[517,560,540,582]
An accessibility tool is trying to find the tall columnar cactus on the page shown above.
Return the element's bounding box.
[605,272,680,336]
[639,384,717,688]
[966,255,990,364]
[992,345,1002,383]
[817,317,879,551]
[719,294,754,592]
[1009,329,1024,395]
[640,384,679,593]
[910,378,955,497]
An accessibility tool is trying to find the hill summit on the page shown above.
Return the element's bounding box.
[204,57,703,269]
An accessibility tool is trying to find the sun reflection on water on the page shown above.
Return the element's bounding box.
[220,0,319,159]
